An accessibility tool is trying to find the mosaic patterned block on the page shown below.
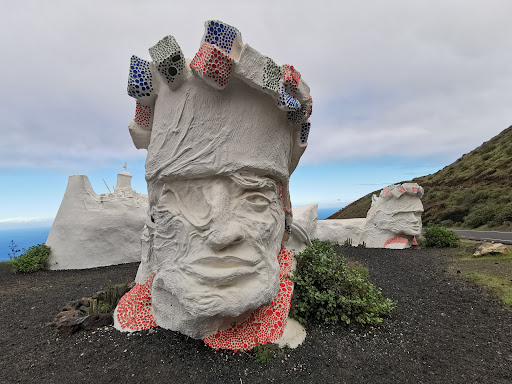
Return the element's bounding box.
[282,64,301,95]
[149,35,186,84]
[284,217,292,235]
[190,43,234,89]
[277,85,301,111]
[300,121,311,144]
[283,64,310,103]
[133,102,153,129]
[128,55,154,99]
[286,96,313,124]
[263,58,282,93]
[234,44,284,103]
[382,183,424,199]
[201,20,243,60]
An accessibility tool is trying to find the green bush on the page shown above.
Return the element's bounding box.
[424,225,460,248]
[290,239,396,326]
[11,244,51,273]
[464,204,498,228]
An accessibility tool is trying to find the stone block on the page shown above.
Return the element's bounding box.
[287,97,313,125]
[149,35,186,84]
[81,314,113,330]
[473,242,509,257]
[190,43,234,89]
[127,55,154,100]
[201,20,243,61]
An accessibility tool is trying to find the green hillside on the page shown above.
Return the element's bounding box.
[328,125,512,230]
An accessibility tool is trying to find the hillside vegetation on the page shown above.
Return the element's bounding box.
[329,125,512,230]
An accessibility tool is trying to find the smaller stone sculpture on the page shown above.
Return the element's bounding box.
[46,168,148,269]
[315,183,424,249]
[362,183,424,248]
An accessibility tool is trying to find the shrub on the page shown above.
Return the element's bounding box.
[11,244,51,273]
[464,204,498,228]
[290,239,396,326]
[424,225,460,248]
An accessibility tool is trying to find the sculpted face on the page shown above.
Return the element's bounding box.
[370,194,424,237]
[142,172,285,337]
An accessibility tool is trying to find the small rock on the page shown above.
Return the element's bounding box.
[80,297,91,307]
[81,313,113,330]
[56,314,86,335]
[54,309,84,322]
[78,305,89,314]
[473,242,509,257]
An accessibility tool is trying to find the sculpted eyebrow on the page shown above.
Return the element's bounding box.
[230,174,277,191]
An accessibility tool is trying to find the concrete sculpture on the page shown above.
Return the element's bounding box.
[316,218,366,245]
[315,183,424,249]
[361,183,424,248]
[286,203,318,254]
[46,169,148,270]
[114,20,312,351]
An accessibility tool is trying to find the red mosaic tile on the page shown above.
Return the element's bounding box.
[133,102,152,128]
[190,43,234,89]
[203,245,295,351]
[116,273,157,331]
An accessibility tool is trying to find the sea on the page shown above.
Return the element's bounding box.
[0,208,341,262]
[0,227,51,261]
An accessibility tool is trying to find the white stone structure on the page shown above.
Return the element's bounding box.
[361,183,424,248]
[114,20,313,351]
[46,171,148,270]
[286,203,318,254]
[316,218,366,245]
[315,183,424,249]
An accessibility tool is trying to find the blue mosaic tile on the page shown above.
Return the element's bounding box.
[128,55,154,99]
[202,20,240,54]
[277,85,301,110]
[300,122,311,144]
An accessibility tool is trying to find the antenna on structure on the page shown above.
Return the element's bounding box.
[123,162,127,172]
[102,178,112,194]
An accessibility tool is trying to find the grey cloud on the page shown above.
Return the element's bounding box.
[1,0,511,169]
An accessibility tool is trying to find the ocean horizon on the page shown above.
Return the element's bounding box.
[0,227,51,261]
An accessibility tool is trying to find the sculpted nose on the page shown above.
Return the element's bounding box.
[205,222,245,250]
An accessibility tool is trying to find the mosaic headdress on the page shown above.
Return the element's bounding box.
[378,183,424,200]
[127,20,313,232]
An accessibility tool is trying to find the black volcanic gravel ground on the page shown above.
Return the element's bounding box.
[1,247,511,384]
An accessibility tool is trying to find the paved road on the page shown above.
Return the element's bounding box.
[451,230,512,245]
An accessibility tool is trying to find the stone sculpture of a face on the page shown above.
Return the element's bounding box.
[114,20,312,343]
[145,174,284,337]
[363,183,424,248]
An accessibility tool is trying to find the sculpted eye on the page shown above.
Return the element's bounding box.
[244,192,271,210]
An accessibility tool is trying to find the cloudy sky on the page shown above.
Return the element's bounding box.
[1,0,511,228]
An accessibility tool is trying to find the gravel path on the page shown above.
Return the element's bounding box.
[0,247,511,384]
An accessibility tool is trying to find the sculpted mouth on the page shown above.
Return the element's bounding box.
[183,256,262,285]
[192,256,259,267]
